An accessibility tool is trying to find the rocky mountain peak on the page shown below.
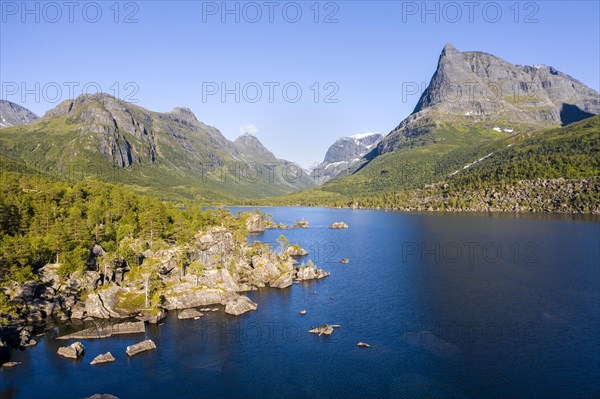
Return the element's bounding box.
[170,107,198,122]
[0,100,38,128]
[377,44,600,155]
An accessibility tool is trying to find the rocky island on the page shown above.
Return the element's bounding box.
[0,211,330,364]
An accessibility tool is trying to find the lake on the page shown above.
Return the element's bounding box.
[1,207,599,399]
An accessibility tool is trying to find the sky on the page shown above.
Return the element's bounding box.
[1,0,599,168]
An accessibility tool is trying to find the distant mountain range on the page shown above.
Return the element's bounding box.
[1,44,598,209]
[0,94,314,201]
[276,44,599,210]
[311,132,383,184]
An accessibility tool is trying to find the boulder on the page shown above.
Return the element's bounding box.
[224,295,257,316]
[177,309,203,320]
[329,222,349,229]
[308,324,341,336]
[90,352,115,365]
[126,339,156,356]
[57,341,85,359]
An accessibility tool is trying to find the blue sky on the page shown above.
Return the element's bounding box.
[1,1,599,167]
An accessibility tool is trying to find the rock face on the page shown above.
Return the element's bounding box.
[126,339,156,356]
[224,295,258,316]
[311,133,383,183]
[90,352,116,365]
[57,342,85,359]
[0,100,38,128]
[58,321,145,340]
[377,43,600,155]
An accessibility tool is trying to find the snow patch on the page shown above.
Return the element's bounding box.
[349,132,381,140]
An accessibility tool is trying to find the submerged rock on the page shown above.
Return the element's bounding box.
[224,295,257,316]
[126,339,156,356]
[90,352,115,365]
[57,341,85,359]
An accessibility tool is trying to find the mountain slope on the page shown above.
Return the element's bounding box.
[0,94,313,201]
[266,115,600,213]
[311,133,383,184]
[292,44,599,196]
[376,43,599,155]
[0,100,38,128]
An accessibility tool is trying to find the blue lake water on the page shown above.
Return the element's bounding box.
[1,208,599,399]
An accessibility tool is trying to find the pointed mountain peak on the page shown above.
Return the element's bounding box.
[441,43,460,57]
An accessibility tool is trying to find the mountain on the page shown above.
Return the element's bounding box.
[232,133,314,189]
[0,100,38,128]
[272,44,599,204]
[310,132,383,184]
[376,43,599,155]
[0,93,313,201]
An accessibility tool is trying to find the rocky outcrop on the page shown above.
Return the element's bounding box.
[57,342,85,359]
[245,212,266,234]
[90,352,116,365]
[270,272,294,289]
[296,263,330,281]
[163,288,224,310]
[224,295,257,316]
[58,321,145,340]
[283,245,308,257]
[126,339,156,356]
[177,309,203,320]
